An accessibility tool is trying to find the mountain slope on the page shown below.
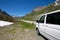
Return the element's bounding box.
[21,3,60,21]
[0,9,16,22]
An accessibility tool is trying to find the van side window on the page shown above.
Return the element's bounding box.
[46,12,60,25]
[39,15,45,23]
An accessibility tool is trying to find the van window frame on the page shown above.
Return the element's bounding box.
[46,12,60,25]
[39,15,45,23]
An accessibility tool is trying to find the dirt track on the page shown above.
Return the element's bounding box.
[14,29,45,40]
[0,27,45,40]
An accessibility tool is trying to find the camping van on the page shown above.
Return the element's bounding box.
[36,10,60,40]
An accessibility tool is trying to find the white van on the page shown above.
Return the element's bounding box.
[36,10,60,40]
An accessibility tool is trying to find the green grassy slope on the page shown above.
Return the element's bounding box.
[0,9,16,22]
[21,3,60,21]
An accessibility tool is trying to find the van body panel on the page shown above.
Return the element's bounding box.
[45,24,60,39]
[36,10,60,40]
[40,30,58,40]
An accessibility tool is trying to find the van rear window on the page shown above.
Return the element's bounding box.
[46,12,60,25]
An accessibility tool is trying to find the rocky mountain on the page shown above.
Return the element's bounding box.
[21,2,60,21]
[0,9,16,22]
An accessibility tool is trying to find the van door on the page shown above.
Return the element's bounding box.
[45,12,60,40]
[38,15,46,34]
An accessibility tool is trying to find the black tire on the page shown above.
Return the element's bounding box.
[36,28,41,35]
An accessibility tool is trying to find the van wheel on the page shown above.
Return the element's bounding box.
[36,28,41,35]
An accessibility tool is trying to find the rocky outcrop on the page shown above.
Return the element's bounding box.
[55,0,60,6]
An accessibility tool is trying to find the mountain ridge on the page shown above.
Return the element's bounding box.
[21,3,60,21]
[0,9,16,22]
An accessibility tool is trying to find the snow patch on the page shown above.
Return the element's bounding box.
[0,20,14,27]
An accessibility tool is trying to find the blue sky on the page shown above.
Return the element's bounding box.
[0,0,56,17]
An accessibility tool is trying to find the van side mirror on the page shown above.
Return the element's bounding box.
[36,20,39,23]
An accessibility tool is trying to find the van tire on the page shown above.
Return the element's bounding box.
[36,28,41,35]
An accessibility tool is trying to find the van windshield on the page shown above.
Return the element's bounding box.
[46,12,60,25]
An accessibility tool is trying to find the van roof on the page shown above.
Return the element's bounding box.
[43,10,60,15]
[37,10,60,20]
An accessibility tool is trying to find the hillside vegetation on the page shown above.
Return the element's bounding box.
[21,3,60,21]
[0,9,16,22]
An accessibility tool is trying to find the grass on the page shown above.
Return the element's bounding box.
[20,21,35,30]
[5,28,16,34]
[0,20,35,40]
[0,20,35,36]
